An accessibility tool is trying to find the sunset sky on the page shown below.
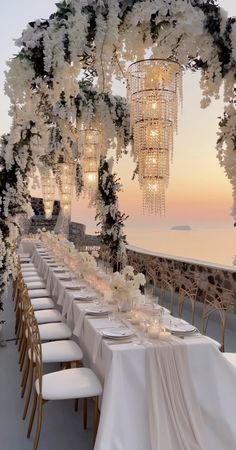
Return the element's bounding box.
[1,0,236,242]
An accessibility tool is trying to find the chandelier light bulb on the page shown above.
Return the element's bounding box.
[41,173,55,220]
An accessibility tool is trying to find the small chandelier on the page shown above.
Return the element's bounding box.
[57,162,75,217]
[79,128,101,196]
[127,58,182,215]
[41,174,55,220]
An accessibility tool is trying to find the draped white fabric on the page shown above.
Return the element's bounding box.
[146,343,208,450]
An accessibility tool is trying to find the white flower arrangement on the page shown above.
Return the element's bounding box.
[110,265,145,312]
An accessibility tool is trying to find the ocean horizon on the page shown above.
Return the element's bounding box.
[124,227,236,268]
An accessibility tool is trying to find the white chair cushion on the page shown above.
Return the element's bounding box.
[28,340,83,363]
[35,368,102,400]
[28,289,51,299]
[39,323,72,341]
[35,309,62,324]
[41,340,83,363]
[223,353,236,366]
[21,264,35,269]
[31,297,55,311]
[23,276,43,283]
[19,253,31,259]
[25,281,46,290]
[22,271,39,278]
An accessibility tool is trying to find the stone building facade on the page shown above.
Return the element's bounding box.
[26,197,100,248]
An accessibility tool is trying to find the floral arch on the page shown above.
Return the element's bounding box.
[1,0,236,305]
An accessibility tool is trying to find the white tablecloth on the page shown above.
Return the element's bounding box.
[19,239,40,255]
[30,242,236,450]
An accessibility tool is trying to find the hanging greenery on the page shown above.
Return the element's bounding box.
[75,162,84,199]
[0,122,41,301]
[96,157,128,270]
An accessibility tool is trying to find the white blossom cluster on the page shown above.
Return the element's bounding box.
[217,103,236,219]
[42,231,98,277]
[0,121,43,294]
[110,265,146,307]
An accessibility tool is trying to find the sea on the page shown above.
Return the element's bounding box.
[125,228,236,268]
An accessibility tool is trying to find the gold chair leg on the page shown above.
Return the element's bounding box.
[16,318,22,346]
[178,297,184,318]
[27,390,37,438]
[93,396,100,443]
[33,397,44,450]
[21,357,29,397]
[202,315,209,335]
[83,398,87,429]
[19,339,27,371]
[23,362,34,420]
[191,300,196,325]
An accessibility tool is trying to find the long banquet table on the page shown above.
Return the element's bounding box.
[24,240,236,450]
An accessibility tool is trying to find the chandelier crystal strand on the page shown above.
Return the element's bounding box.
[127,59,183,215]
[79,128,101,197]
[57,162,75,217]
[41,173,55,219]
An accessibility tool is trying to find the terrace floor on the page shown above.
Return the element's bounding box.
[0,285,236,450]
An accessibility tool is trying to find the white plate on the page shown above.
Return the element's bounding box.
[75,297,94,302]
[85,306,110,316]
[65,283,85,290]
[167,322,196,334]
[102,327,134,339]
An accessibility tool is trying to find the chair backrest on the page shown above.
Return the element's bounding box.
[203,286,234,351]
[25,303,43,396]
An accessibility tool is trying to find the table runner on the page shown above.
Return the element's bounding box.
[146,342,208,450]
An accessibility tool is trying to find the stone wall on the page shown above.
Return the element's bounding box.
[28,198,60,234]
[68,222,86,247]
[127,245,236,311]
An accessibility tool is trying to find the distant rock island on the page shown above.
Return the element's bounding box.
[171,225,192,231]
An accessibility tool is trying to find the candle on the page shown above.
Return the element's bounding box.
[130,311,141,325]
[158,328,171,340]
[147,325,160,338]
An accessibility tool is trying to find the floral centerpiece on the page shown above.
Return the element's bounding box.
[110,265,146,312]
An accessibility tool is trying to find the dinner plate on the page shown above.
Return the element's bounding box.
[59,276,72,281]
[65,283,85,290]
[75,297,94,302]
[167,322,196,335]
[102,327,134,339]
[85,306,110,316]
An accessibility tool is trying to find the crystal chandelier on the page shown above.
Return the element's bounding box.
[79,128,101,196]
[57,162,75,217]
[127,58,182,215]
[41,174,55,220]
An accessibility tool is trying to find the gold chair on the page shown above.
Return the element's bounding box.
[18,288,83,421]
[25,309,102,450]
[202,287,234,352]
[178,275,198,325]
